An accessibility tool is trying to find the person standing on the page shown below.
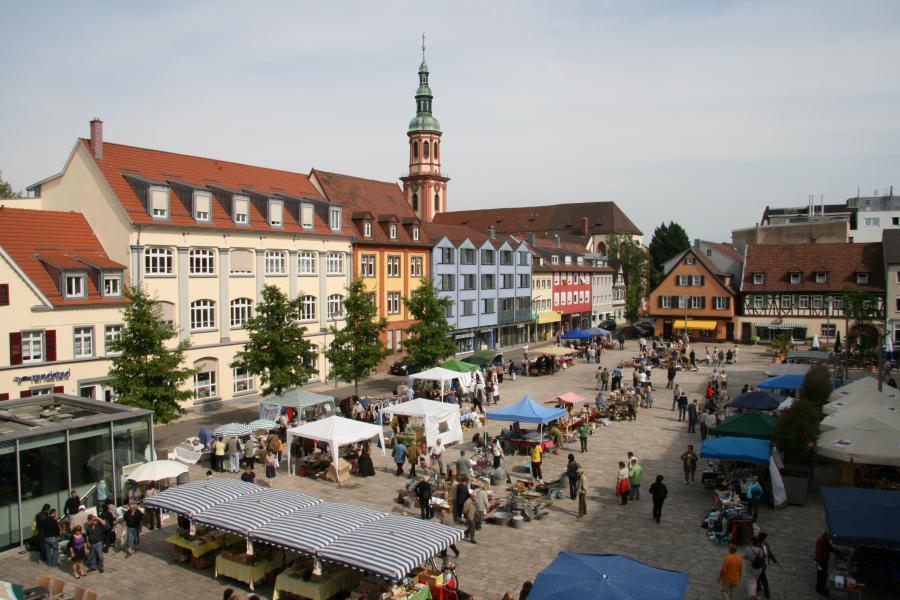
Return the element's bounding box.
[611,365,623,391]
[757,532,778,599]
[666,363,677,389]
[243,437,257,469]
[491,436,504,469]
[600,367,609,391]
[815,531,833,596]
[677,392,689,421]
[628,458,643,500]
[393,440,407,476]
[32,504,50,561]
[456,450,474,482]
[578,421,590,453]
[595,366,604,390]
[64,489,81,531]
[566,454,581,500]
[144,482,161,530]
[40,508,61,567]
[492,381,501,405]
[649,475,667,523]
[747,475,765,521]
[406,440,420,478]
[687,400,699,433]
[462,491,478,544]
[68,525,88,579]
[615,461,631,505]
[699,409,710,440]
[430,439,446,480]
[85,514,105,573]
[213,436,226,472]
[681,444,698,484]
[576,469,587,518]
[99,500,116,553]
[530,443,543,482]
[226,436,240,473]
[414,477,434,520]
[689,349,696,369]
[671,384,681,411]
[719,544,743,600]
[265,450,277,484]
[123,503,143,558]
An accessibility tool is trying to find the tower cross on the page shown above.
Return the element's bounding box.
[421,33,426,58]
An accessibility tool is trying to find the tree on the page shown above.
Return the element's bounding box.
[402,278,456,368]
[107,287,195,424]
[841,285,883,359]
[324,279,391,396]
[231,285,317,396]
[799,364,833,408]
[772,399,821,464]
[648,222,690,286]
[0,171,15,199]
[606,234,652,321]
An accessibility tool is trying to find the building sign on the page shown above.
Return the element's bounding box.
[13,369,71,384]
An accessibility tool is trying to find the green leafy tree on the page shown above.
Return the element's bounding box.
[799,364,833,408]
[325,279,391,396]
[0,171,16,199]
[402,278,456,368]
[231,285,317,396]
[107,287,195,424]
[648,222,690,286]
[841,285,883,358]
[607,234,652,321]
[767,332,794,356]
[772,399,821,464]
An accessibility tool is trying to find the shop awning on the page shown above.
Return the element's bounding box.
[673,320,718,330]
[537,310,562,324]
[763,323,804,330]
[143,478,262,518]
[192,489,321,536]
[250,501,384,555]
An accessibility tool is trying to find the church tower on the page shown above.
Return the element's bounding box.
[401,37,449,223]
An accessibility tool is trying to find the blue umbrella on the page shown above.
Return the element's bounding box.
[727,390,781,411]
[529,553,689,600]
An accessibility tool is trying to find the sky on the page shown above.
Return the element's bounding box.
[2,0,899,242]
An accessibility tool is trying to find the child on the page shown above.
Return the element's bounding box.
[69,525,88,578]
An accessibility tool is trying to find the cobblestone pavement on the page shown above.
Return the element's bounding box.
[2,344,844,600]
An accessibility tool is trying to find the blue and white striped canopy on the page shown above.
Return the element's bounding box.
[143,478,262,517]
[214,423,253,437]
[317,514,464,582]
[248,419,278,431]
[250,501,384,555]
[192,488,321,535]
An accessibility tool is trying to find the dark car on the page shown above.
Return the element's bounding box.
[462,351,503,370]
[600,319,618,331]
[389,360,422,376]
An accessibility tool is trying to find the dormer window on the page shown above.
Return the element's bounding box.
[233,194,249,225]
[752,273,764,284]
[193,190,212,222]
[412,226,420,241]
[685,257,695,265]
[64,272,86,299]
[149,185,169,219]
[329,206,342,231]
[790,272,801,284]
[268,200,283,227]
[564,256,572,265]
[389,223,398,239]
[301,203,314,229]
[363,221,372,238]
[103,273,122,297]
[551,255,559,265]
[576,257,584,265]
[857,271,869,284]
[815,271,827,284]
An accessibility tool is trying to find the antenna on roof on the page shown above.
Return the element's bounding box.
[421,33,426,59]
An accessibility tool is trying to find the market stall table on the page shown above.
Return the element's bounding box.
[166,531,239,568]
[215,551,285,591]
[273,565,362,600]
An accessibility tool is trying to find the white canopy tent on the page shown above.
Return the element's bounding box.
[379,398,464,447]
[408,366,474,397]
[286,416,386,485]
[817,418,900,466]
[821,400,900,431]
[824,379,900,415]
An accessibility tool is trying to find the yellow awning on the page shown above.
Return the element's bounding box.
[536,310,562,324]
[673,319,719,330]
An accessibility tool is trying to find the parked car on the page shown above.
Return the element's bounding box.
[600,319,618,331]
[389,360,422,376]
[462,351,504,370]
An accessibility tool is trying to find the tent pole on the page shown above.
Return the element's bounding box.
[286,432,292,477]
[334,443,341,488]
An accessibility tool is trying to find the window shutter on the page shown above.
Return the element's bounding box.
[233,195,249,220]
[0,283,8,305]
[45,329,57,362]
[701,297,707,309]
[53,385,65,393]
[231,250,253,273]
[9,332,22,365]
[658,296,663,308]
[699,275,705,286]
[150,187,168,213]
[194,191,211,216]
[269,201,283,225]
[301,203,314,228]
[20,390,31,398]
[726,297,731,309]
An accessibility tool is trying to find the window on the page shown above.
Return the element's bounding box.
[145,247,173,275]
[434,194,440,212]
[481,274,496,289]
[389,224,397,239]
[73,327,93,358]
[326,252,344,275]
[685,257,695,265]
[103,273,122,297]
[230,249,253,275]
[501,274,514,289]
[0,283,8,305]
[410,256,423,278]
[363,221,372,238]
[440,247,454,264]
[753,295,764,309]
[799,295,809,309]
[713,296,729,310]
[553,273,559,285]
[328,294,344,319]
[189,248,215,275]
[553,292,559,306]
[752,273,764,284]
[104,325,123,354]
[329,207,342,231]
[894,217,900,226]
[299,295,317,321]
[790,272,801,284]
[676,275,688,286]
[501,298,514,312]
[551,255,559,265]
[518,251,529,266]
[233,194,250,224]
[519,274,530,288]
[387,256,401,277]
[676,296,687,309]
[813,295,824,309]
[833,298,843,311]
[298,251,316,275]
[691,275,704,286]
[361,255,376,277]
[500,251,513,265]
[190,299,216,331]
[149,186,169,219]
[412,226,420,241]
[864,217,880,227]
[193,190,212,222]
[387,292,401,315]
[460,274,476,290]
[443,303,453,318]
[660,295,672,309]
[412,194,419,212]
[564,256,572,265]
[268,200,284,227]
[460,248,475,265]
[481,249,495,265]
[300,203,314,229]
[857,272,869,284]
[194,363,217,399]
[366,292,376,307]
[413,141,418,159]
[483,298,495,314]
[424,141,430,159]
[439,274,454,291]
[264,251,286,275]
[821,324,836,337]
[576,257,584,265]
[815,271,827,284]
[461,299,475,316]
[781,295,792,309]
[65,273,86,298]
[230,298,253,328]
[566,291,572,304]
[21,331,43,363]
[233,367,254,393]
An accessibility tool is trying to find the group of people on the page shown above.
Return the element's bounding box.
[718,533,777,600]
[210,430,283,483]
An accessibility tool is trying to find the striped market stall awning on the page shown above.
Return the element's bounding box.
[143,478,262,517]
[317,514,465,581]
[213,423,253,437]
[250,501,384,555]
[192,488,321,536]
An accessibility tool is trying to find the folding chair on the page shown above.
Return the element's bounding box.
[49,578,67,600]
[73,586,88,600]
[85,590,100,600]
[36,576,52,590]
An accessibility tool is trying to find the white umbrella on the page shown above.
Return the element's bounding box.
[214,423,253,437]
[811,335,820,350]
[249,418,278,431]
[128,460,189,482]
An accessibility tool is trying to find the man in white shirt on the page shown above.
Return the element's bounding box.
[430,439,446,479]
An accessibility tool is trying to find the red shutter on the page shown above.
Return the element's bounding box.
[0,283,8,306]
[0,393,9,401]
[53,385,65,393]
[20,390,31,398]
[9,332,22,365]
[45,330,56,362]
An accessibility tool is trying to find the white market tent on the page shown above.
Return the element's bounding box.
[259,388,336,421]
[379,398,464,447]
[824,378,900,415]
[286,416,386,484]
[817,418,900,466]
[408,366,473,397]
[820,400,900,431]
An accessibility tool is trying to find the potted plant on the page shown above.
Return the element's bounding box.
[751,335,761,346]
[767,333,793,363]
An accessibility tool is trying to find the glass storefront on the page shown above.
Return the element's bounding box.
[0,441,18,549]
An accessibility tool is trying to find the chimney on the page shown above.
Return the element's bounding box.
[89,118,103,160]
[581,217,589,237]
[527,233,536,246]
[554,233,561,248]
[488,225,496,239]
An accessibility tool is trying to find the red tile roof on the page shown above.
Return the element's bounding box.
[0,207,128,307]
[311,170,430,247]
[742,242,884,293]
[533,238,589,255]
[80,139,351,237]
[422,223,523,249]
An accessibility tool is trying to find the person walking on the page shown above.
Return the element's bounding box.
[123,503,143,558]
[430,439,446,480]
[687,400,699,433]
[462,491,478,544]
[406,440,420,478]
[677,392,689,421]
[815,531,834,596]
[681,444,698,484]
[666,363,676,389]
[566,454,581,500]
[611,366,623,391]
[595,366,604,390]
[671,384,681,411]
[719,544,743,600]
[85,514,105,573]
[576,469,587,518]
[757,532,778,599]
[747,475,765,521]
[615,461,631,505]
[744,536,765,600]
[393,440,407,476]
[600,367,609,391]
[40,508,61,567]
[414,477,434,520]
[578,421,590,453]
[628,458,643,500]
[530,443,543,482]
[649,475,667,523]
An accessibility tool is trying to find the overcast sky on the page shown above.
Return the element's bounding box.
[2,1,899,242]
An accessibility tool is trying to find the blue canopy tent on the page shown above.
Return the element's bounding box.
[528,552,689,600]
[758,374,804,393]
[727,390,781,411]
[560,327,593,340]
[487,395,567,424]
[821,487,900,550]
[700,437,772,464]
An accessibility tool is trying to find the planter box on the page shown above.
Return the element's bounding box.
[782,474,810,506]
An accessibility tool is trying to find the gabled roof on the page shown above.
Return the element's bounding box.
[742,242,884,293]
[76,139,351,237]
[0,207,127,307]
[655,247,737,295]
[311,170,430,247]
[433,201,642,237]
[422,223,521,250]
